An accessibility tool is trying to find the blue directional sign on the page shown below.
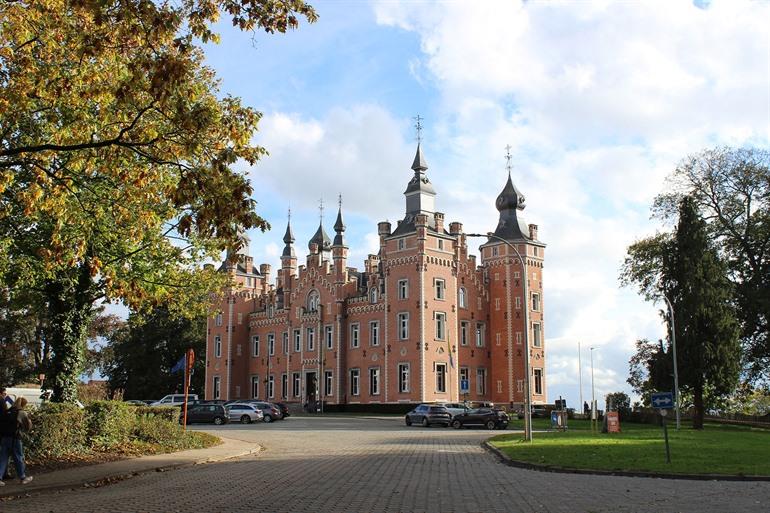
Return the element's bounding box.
[460,379,469,393]
[651,391,674,409]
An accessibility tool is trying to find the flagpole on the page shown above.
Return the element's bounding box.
[182,348,194,430]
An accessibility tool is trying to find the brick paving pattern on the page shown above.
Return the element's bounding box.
[3,417,768,513]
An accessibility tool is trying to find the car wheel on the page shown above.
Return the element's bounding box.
[213,416,225,425]
[452,419,462,429]
[263,414,273,423]
[240,415,251,424]
[485,420,496,430]
[405,416,412,426]
[422,417,430,428]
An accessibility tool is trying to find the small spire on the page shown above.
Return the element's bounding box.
[505,144,513,177]
[333,194,346,247]
[411,143,428,172]
[318,198,324,223]
[282,208,295,258]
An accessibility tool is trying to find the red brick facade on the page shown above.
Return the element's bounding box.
[205,147,546,409]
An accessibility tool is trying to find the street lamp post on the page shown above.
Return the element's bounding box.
[467,232,532,442]
[662,296,680,430]
[590,346,597,431]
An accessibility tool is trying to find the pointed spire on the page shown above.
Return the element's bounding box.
[492,146,529,241]
[411,143,428,172]
[333,194,346,247]
[282,208,295,258]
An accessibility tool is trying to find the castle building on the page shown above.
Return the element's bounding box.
[204,144,546,409]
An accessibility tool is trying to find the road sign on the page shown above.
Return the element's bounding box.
[460,379,469,393]
[606,411,621,433]
[651,391,674,409]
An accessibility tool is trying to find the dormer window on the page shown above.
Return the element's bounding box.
[369,288,378,303]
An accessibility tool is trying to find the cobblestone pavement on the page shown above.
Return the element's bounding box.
[3,416,768,513]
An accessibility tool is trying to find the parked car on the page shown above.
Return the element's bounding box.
[405,405,451,427]
[226,403,264,424]
[124,400,147,406]
[274,402,291,418]
[436,402,468,420]
[151,394,198,407]
[180,403,229,425]
[518,405,548,419]
[452,408,509,430]
[245,401,283,423]
[196,399,227,405]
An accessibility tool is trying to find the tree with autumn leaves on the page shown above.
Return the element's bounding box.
[0,0,316,402]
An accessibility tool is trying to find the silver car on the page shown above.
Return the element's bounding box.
[226,403,264,424]
[436,402,469,420]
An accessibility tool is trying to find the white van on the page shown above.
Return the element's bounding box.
[150,394,198,407]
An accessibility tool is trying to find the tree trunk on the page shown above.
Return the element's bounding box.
[693,381,705,430]
[45,261,95,403]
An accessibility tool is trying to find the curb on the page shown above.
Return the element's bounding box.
[0,438,262,500]
[482,441,770,482]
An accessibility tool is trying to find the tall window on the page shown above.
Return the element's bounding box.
[215,313,223,326]
[517,379,524,393]
[268,375,275,398]
[398,238,405,251]
[294,329,301,352]
[476,323,485,347]
[496,332,501,346]
[369,367,380,396]
[534,369,543,395]
[307,327,315,351]
[497,380,503,393]
[213,376,221,399]
[268,333,275,356]
[516,331,522,345]
[325,325,334,350]
[324,370,333,396]
[351,324,360,348]
[476,368,486,395]
[436,363,447,393]
[398,313,409,340]
[214,336,222,358]
[435,312,446,340]
[438,239,444,250]
[434,278,445,300]
[398,364,410,393]
[350,369,360,396]
[398,279,408,300]
[533,323,542,348]
[515,296,521,309]
[370,321,380,346]
[281,374,288,399]
[532,293,541,311]
[251,335,259,357]
[460,321,469,346]
[370,288,378,303]
[458,287,466,308]
[251,376,259,398]
[307,290,320,311]
[292,373,301,397]
[495,298,501,311]
[282,332,289,354]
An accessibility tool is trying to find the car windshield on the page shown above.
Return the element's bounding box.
[429,407,447,413]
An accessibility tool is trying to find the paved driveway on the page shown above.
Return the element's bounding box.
[4,416,769,512]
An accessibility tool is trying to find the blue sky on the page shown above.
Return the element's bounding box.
[197,0,769,407]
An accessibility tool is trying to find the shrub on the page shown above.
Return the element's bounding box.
[86,401,136,450]
[134,406,181,423]
[25,403,87,460]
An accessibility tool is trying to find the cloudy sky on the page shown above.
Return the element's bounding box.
[201,0,770,406]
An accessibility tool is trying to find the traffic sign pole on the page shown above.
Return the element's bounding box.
[661,409,671,463]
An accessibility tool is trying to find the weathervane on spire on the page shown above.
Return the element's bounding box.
[318,198,324,222]
[338,194,342,208]
[287,206,291,222]
[505,144,513,175]
[414,114,423,145]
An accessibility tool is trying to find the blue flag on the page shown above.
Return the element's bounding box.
[170,355,186,374]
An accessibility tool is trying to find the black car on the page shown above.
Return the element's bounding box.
[452,407,509,430]
[274,402,291,418]
[405,405,451,427]
[518,406,548,419]
[180,404,229,425]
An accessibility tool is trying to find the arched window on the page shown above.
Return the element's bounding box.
[458,287,467,309]
[307,290,320,312]
[369,288,378,304]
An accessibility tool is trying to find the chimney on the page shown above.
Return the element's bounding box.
[529,224,538,240]
[449,222,463,235]
[259,263,271,280]
[434,212,445,232]
[378,221,392,237]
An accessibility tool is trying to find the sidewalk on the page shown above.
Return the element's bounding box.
[0,436,260,498]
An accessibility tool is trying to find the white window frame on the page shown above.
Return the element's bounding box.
[435,312,446,340]
[435,278,445,300]
[533,323,542,348]
[460,321,469,346]
[213,376,221,399]
[398,312,409,340]
[251,376,259,398]
[292,373,301,397]
[307,327,315,352]
[458,287,466,308]
[398,363,410,393]
[282,332,289,354]
[215,313,223,326]
[398,238,405,251]
[532,292,541,311]
[515,296,521,309]
[436,363,447,393]
[476,368,486,395]
[350,369,360,396]
[214,336,222,358]
[324,370,333,396]
[351,323,360,348]
[370,321,380,346]
[268,333,275,356]
[398,279,408,300]
[268,375,275,399]
[325,325,334,350]
[294,329,301,353]
[369,367,380,396]
[534,368,543,395]
[251,335,259,357]
[370,288,378,303]
[475,323,485,347]
[282,374,288,399]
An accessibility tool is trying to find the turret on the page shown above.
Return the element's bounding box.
[332,197,348,284]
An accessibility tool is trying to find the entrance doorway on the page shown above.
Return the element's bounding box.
[305,372,317,412]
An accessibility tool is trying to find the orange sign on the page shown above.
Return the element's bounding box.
[607,411,621,433]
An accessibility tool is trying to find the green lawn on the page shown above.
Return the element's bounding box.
[490,419,770,476]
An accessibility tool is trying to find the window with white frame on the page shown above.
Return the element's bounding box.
[436,363,447,393]
[438,239,444,250]
[435,312,446,340]
[460,321,469,346]
[533,323,542,348]
[294,329,301,352]
[369,367,380,396]
[351,323,360,348]
[215,313,223,326]
[398,313,409,340]
[325,325,333,350]
[435,278,445,300]
[213,376,221,399]
[476,368,486,395]
[268,375,275,398]
[282,332,289,354]
[515,296,521,309]
[370,321,379,346]
[496,332,501,346]
[307,290,320,311]
[251,376,259,398]
[495,298,501,311]
[268,333,275,356]
[517,379,524,393]
[458,287,466,308]
[398,279,408,300]
[398,363,410,393]
[214,336,222,358]
[532,293,541,311]
[324,370,333,396]
[398,238,405,250]
[516,331,522,345]
[370,288,378,303]
[475,323,485,347]
[282,374,288,399]
[492,246,498,256]
[514,271,520,279]
[497,380,503,393]
[307,327,315,351]
[292,373,301,397]
[534,369,543,395]
[237,312,242,325]
[350,369,360,396]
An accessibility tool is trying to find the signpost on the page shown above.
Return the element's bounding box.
[182,348,195,431]
[460,378,469,394]
[652,391,673,463]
